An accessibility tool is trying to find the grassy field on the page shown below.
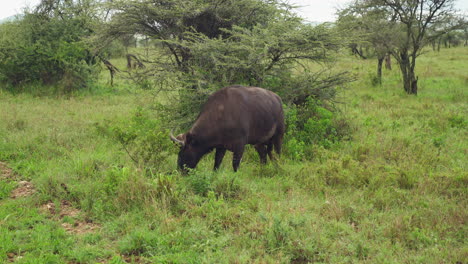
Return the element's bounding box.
[0,47,466,263]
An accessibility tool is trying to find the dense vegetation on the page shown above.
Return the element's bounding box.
[0,0,101,93]
[0,0,467,263]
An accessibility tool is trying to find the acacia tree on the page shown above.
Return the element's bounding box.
[97,0,279,72]
[97,0,352,126]
[337,1,399,85]
[373,0,460,94]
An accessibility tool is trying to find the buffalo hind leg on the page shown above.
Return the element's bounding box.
[254,144,268,164]
[266,142,275,161]
[232,146,245,172]
[273,133,283,156]
[214,148,226,170]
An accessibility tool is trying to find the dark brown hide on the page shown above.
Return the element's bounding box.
[174,85,285,172]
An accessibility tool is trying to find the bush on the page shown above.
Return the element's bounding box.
[185,171,214,197]
[0,12,99,93]
[284,98,351,160]
[96,108,173,171]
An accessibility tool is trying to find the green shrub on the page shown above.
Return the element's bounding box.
[284,98,351,160]
[185,171,214,197]
[265,217,292,252]
[369,72,381,87]
[448,114,466,129]
[212,173,243,199]
[118,229,160,256]
[96,107,173,170]
[102,166,131,196]
[0,14,98,92]
[284,138,306,161]
[151,171,180,208]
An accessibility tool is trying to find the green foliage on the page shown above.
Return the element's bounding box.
[183,21,341,87]
[184,170,242,200]
[0,13,98,93]
[448,114,466,129]
[265,217,292,251]
[0,0,125,94]
[97,107,173,170]
[186,171,214,197]
[284,98,351,160]
[118,229,159,256]
[0,200,73,263]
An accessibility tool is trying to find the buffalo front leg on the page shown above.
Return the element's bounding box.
[214,148,227,170]
[232,146,245,172]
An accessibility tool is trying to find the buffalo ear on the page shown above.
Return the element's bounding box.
[176,133,186,142]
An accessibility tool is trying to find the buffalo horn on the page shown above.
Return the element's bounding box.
[170,130,184,147]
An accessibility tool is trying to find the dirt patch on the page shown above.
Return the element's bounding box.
[1,161,35,198]
[6,252,23,263]
[61,221,100,234]
[41,200,100,235]
[10,181,36,198]
[0,161,16,180]
[97,255,150,264]
[121,255,151,264]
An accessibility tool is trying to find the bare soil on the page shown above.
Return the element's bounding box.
[1,161,36,198]
[0,161,15,180]
[10,180,36,198]
[41,200,100,234]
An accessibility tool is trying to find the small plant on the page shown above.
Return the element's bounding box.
[265,217,292,252]
[185,171,213,197]
[212,173,242,199]
[448,114,466,129]
[151,171,180,208]
[369,72,381,87]
[102,166,131,196]
[432,136,445,149]
[355,242,370,260]
[118,229,159,256]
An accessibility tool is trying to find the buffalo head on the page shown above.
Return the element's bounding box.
[170,131,206,172]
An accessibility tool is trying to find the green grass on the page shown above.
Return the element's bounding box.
[0,47,467,263]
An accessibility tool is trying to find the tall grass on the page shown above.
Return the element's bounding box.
[0,47,466,263]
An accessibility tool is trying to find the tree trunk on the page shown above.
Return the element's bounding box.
[398,51,418,95]
[377,56,384,85]
[384,54,392,70]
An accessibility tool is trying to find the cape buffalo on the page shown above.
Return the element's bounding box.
[170,85,284,172]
